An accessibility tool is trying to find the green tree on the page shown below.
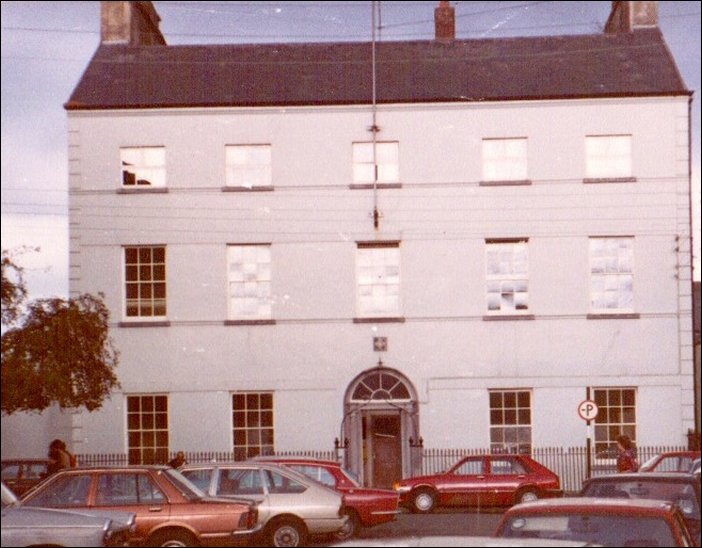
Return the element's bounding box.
[1,249,120,415]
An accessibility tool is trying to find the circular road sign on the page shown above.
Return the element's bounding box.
[578,400,599,421]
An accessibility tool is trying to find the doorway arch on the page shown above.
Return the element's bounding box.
[342,367,419,487]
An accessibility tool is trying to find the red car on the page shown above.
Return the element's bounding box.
[640,451,701,473]
[255,457,398,539]
[495,497,696,547]
[393,454,562,513]
[20,465,259,547]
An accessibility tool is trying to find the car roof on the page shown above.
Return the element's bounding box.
[253,456,341,466]
[508,497,677,513]
[51,465,171,472]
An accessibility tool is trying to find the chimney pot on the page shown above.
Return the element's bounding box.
[435,1,455,42]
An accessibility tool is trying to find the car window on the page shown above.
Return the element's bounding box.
[453,459,484,475]
[96,473,165,505]
[491,458,527,475]
[163,468,205,500]
[225,468,264,496]
[263,469,307,494]
[181,469,212,492]
[290,465,337,488]
[24,474,91,508]
[1,464,19,481]
[27,464,47,479]
[502,513,677,546]
[583,480,700,518]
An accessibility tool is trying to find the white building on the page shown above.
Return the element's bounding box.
[2,0,695,487]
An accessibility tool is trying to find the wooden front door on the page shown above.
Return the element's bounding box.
[371,415,402,488]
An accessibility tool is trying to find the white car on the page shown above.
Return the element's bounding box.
[1,482,134,547]
[181,461,347,547]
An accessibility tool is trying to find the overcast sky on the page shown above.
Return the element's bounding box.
[1,1,700,301]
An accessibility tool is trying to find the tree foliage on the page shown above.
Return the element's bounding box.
[1,250,120,415]
[1,248,29,324]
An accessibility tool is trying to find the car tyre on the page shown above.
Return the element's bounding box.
[412,488,437,514]
[515,488,539,505]
[334,509,360,541]
[267,517,308,547]
[148,529,197,547]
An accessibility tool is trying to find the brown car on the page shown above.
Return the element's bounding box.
[19,465,259,547]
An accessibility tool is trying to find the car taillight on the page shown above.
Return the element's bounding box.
[239,506,258,530]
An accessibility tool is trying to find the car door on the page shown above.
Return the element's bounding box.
[214,467,270,523]
[92,471,170,545]
[442,457,487,507]
[484,456,525,506]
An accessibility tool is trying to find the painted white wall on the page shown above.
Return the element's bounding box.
[4,96,692,460]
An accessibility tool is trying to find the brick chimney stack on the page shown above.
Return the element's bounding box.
[605,1,658,33]
[101,1,166,45]
[435,1,455,42]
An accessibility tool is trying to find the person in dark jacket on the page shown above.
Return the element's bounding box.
[168,451,187,469]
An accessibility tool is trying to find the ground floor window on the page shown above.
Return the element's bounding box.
[232,392,273,460]
[127,394,168,464]
[592,387,636,453]
[489,389,531,453]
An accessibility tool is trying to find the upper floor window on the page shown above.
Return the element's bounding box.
[485,239,529,313]
[356,242,401,317]
[353,141,399,184]
[482,138,528,182]
[585,135,632,179]
[227,244,272,320]
[121,147,166,188]
[124,246,166,318]
[226,144,272,188]
[589,237,633,312]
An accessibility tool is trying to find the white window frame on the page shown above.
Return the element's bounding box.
[123,246,166,320]
[352,141,399,184]
[489,389,532,453]
[482,138,528,182]
[589,237,634,313]
[232,392,274,460]
[485,239,529,314]
[126,394,169,465]
[225,144,272,188]
[227,244,272,320]
[591,387,636,454]
[356,242,401,317]
[585,134,632,179]
[120,147,166,188]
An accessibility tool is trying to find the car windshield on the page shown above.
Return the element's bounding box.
[582,480,700,519]
[1,482,19,507]
[163,468,206,500]
[502,514,677,547]
[339,467,360,487]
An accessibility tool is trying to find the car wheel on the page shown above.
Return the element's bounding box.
[148,529,197,547]
[516,488,539,504]
[412,488,437,513]
[335,509,360,541]
[268,518,308,547]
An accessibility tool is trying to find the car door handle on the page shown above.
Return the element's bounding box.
[477,475,485,479]
[148,507,163,512]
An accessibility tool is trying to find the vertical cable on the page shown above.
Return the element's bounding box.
[371,1,379,230]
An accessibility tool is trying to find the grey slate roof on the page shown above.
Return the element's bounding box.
[65,28,688,110]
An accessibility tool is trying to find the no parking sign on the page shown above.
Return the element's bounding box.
[578,400,599,421]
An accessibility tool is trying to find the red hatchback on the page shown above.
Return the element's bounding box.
[255,457,398,539]
[393,454,562,513]
[640,451,701,473]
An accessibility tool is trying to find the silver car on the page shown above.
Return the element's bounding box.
[181,461,347,547]
[1,482,134,547]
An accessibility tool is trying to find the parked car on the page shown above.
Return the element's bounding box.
[640,451,701,473]
[331,536,601,547]
[495,497,696,547]
[580,471,701,545]
[1,459,50,497]
[393,454,562,513]
[255,456,399,539]
[19,465,259,547]
[181,461,347,547]
[2,481,133,547]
